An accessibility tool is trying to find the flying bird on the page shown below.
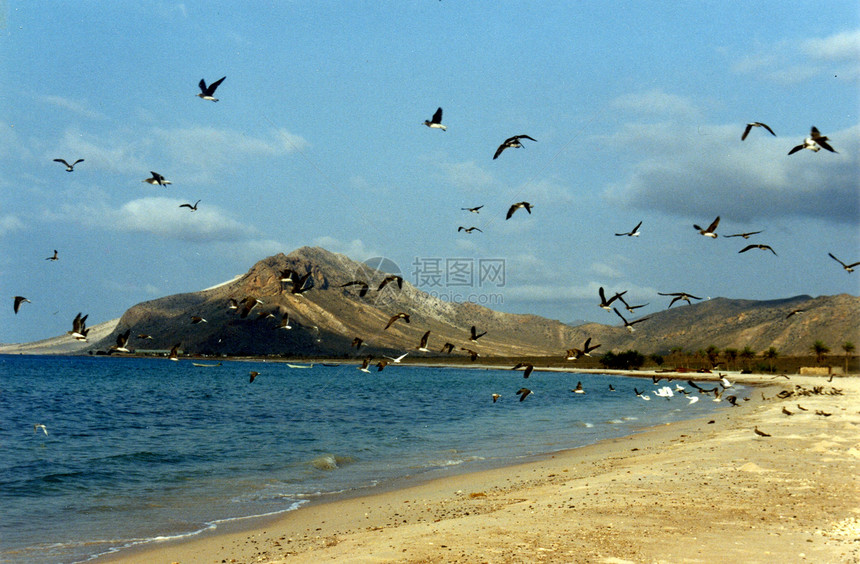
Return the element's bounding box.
[45,249,59,261]
[828,253,859,273]
[358,356,373,373]
[197,76,226,102]
[739,244,777,256]
[618,295,648,314]
[377,275,403,291]
[249,371,259,383]
[168,343,181,361]
[110,329,131,353]
[658,292,703,308]
[142,171,171,186]
[613,308,650,332]
[13,296,30,314]
[54,158,84,172]
[461,347,479,361]
[614,221,642,237]
[341,280,370,297]
[493,134,537,159]
[440,342,455,354]
[598,287,627,311]
[694,216,720,238]
[384,352,408,363]
[191,316,207,324]
[179,200,201,211]
[416,330,431,352]
[351,337,364,349]
[278,312,292,329]
[469,325,487,341]
[516,388,533,402]
[423,107,446,130]
[375,359,389,372]
[384,312,410,330]
[68,312,89,341]
[571,381,585,394]
[634,388,650,401]
[565,337,601,360]
[137,334,153,340]
[492,393,501,403]
[741,122,776,140]
[458,226,483,233]
[785,308,805,319]
[462,205,483,213]
[34,424,48,435]
[288,272,314,295]
[512,362,534,378]
[724,230,762,239]
[788,126,837,154]
[506,201,533,220]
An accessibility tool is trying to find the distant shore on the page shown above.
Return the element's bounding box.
[97,372,859,563]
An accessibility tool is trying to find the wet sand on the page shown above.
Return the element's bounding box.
[99,373,860,563]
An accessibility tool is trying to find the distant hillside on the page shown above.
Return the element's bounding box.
[19,247,859,359]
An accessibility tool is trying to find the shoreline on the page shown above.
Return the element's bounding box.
[97,372,860,563]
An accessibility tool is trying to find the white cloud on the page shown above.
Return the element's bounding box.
[440,160,494,190]
[0,214,25,236]
[733,29,860,82]
[610,89,702,120]
[312,236,380,262]
[603,122,860,224]
[39,95,106,120]
[802,29,860,61]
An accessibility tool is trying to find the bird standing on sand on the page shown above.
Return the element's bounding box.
[13,296,30,314]
[493,134,537,159]
[828,253,859,273]
[54,158,84,171]
[384,312,410,330]
[741,122,776,140]
[424,107,446,130]
[694,216,720,238]
[197,76,226,102]
[754,426,771,437]
[143,172,171,186]
[506,201,533,220]
[788,126,837,154]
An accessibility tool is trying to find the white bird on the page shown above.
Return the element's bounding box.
[720,376,733,389]
[143,171,171,186]
[687,396,699,405]
[634,388,650,401]
[34,424,48,435]
[654,386,674,400]
[279,312,292,329]
[385,352,409,363]
[788,126,837,155]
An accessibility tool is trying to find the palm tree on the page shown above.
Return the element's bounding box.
[739,346,756,372]
[723,348,738,371]
[811,341,830,365]
[842,342,855,374]
[762,347,779,373]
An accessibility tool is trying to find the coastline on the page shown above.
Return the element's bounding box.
[97,372,860,563]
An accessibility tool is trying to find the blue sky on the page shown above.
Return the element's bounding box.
[2,2,858,343]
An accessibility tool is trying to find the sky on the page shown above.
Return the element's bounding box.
[1,2,858,344]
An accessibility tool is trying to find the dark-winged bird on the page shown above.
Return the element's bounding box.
[828,253,859,273]
[739,244,777,256]
[424,107,446,130]
[694,216,720,238]
[506,201,533,220]
[741,122,775,140]
[54,158,84,171]
[13,296,30,314]
[384,312,410,330]
[493,135,537,159]
[197,76,226,102]
[788,126,837,154]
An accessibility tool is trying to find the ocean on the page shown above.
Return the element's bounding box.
[0,355,738,563]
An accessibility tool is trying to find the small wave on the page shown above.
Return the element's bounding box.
[309,454,355,471]
[573,421,595,428]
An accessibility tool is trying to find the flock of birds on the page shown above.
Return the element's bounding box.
[11,79,856,418]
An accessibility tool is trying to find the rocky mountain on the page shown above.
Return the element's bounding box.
[81,247,858,358]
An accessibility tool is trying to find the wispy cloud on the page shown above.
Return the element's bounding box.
[802,29,860,61]
[39,95,107,120]
[439,160,495,190]
[312,236,381,263]
[733,29,860,82]
[0,214,25,236]
[610,89,702,120]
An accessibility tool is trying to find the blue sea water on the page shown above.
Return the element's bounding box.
[0,355,739,563]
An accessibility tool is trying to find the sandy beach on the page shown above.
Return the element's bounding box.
[95,372,859,564]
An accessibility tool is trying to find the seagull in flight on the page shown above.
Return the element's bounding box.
[179,200,201,211]
[341,280,370,297]
[694,216,720,238]
[516,388,533,402]
[469,325,487,342]
[658,292,703,308]
[493,134,537,159]
[741,122,775,140]
[384,312,410,330]
[53,158,84,172]
[828,253,859,273]
[739,244,777,256]
[416,330,431,352]
[68,312,89,341]
[13,296,31,314]
[724,230,762,239]
[506,201,533,220]
[385,352,409,363]
[618,295,648,314]
[614,221,642,237]
[249,371,259,383]
[462,205,483,213]
[34,424,48,435]
[197,76,226,102]
[110,329,132,353]
[358,356,373,373]
[168,343,181,361]
[423,107,446,130]
[598,287,627,311]
[377,275,403,291]
[788,126,837,155]
[613,308,650,332]
[45,249,59,261]
[143,172,171,186]
[512,362,534,378]
[461,347,479,361]
[458,226,483,233]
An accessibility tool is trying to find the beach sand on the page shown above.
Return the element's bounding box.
[99,373,859,563]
